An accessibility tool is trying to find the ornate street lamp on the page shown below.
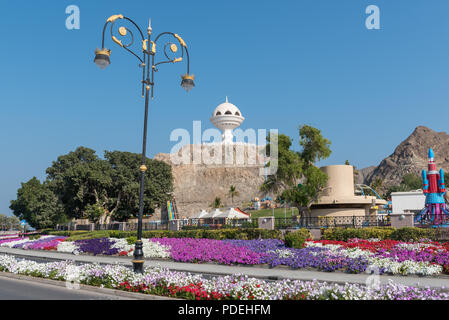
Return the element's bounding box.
[94,14,194,273]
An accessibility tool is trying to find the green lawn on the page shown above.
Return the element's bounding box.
[247,207,299,219]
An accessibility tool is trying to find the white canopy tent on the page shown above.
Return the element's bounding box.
[201,208,223,219]
[215,208,250,219]
[190,209,209,219]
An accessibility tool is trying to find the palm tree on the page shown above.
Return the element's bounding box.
[228,185,239,206]
[210,197,223,209]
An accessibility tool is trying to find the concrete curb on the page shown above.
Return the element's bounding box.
[0,272,178,300]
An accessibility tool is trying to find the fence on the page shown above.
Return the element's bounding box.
[55,215,390,232]
[274,215,390,229]
[180,218,257,230]
[122,222,169,231]
[56,221,170,232]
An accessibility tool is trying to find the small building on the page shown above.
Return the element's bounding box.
[391,191,425,215]
[310,165,387,217]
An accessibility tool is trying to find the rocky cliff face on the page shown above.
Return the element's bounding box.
[365,126,449,187]
[154,144,267,217]
[355,166,376,185]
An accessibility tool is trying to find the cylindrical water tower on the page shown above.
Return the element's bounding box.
[320,165,355,199]
[310,164,387,217]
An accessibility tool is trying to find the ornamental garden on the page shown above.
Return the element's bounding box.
[2,227,449,300]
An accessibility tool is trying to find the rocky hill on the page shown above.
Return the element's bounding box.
[365,126,449,187]
[355,166,376,185]
[154,144,267,217]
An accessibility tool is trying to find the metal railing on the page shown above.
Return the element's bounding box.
[94,223,120,231]
[275,216,391,229]
[55,215,390,232]
[180,218,257,230]
[124,222,169,231]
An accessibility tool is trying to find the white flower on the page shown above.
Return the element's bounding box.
[57,241,80,254]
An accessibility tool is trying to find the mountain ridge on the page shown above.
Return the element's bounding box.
[362,126,449,187]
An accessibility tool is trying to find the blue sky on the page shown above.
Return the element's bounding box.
[1,0,449,216]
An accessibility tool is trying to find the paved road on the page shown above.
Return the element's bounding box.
[0,275,131,300]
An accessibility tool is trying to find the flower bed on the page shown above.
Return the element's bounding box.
[306,239,447,276]
[4,235,449,277]
[151,238,263,265]
[0,236,67,250]
[0,254,448,300]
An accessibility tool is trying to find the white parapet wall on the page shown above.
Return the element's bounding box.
[391,191,425,215]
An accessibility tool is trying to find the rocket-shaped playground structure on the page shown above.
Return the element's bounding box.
[414,148,449,226]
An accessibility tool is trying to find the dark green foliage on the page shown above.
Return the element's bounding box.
[390,227,433,241]
[9,177,67,229]
[65,230,110,241]
[39,228,55,235]
[261,125,331,215]
[10,147,174,229]
[48,230,89,237]
[299,125,331,166]
[49,228,283,241]
[322,227,435,242]
[45,147,112,219]
[284,228,312,248]
[384,173,422,199]
[261,134,303,194]
[105,151,173,221]
[85,203,105,223]
[126,236,137,245]
[210,197,223,209]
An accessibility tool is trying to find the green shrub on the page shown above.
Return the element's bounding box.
[390,227,434,241]
[235,232,249,240]
[126,236,137,245]
[48,230,89,237]
[39,228,54,235]
[321,226,437,242]
[28,235,41,240]
[322,227,395,241]
[66,230,110,241]
[45,228,283,241]
[284,228,312,248]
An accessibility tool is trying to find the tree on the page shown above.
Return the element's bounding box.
[210,197,223,209]
[104,151,173,221]
[0,215,20,231]
[282,165,329,216]
[401,173,422,190]
[261,125,331,217]
[384,173,422,199]
[228,185,239,206]
[370,178,383,192]
[7,216,21,230]
[46,147,113,219]
[10,146,175,226]
[9,177,66,229]
[260,134,303,194]
[299,125,331,167]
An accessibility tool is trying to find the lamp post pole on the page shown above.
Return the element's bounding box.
[94,15,194,273]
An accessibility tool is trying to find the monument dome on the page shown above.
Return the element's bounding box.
[210,97,245,144]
